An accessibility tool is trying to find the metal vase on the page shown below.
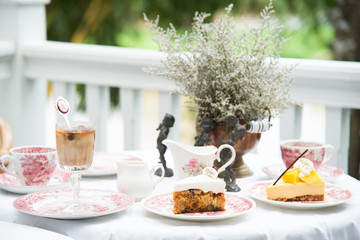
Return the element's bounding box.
[206,123,261,178]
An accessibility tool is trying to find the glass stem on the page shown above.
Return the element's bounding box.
[71,171,81,209]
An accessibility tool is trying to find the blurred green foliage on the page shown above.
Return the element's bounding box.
[47,0,335,50]
[282,24,334,59]
[46,0,335,110]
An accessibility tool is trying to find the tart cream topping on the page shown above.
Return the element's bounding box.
[173,167,225,193]
[293,158,315,177]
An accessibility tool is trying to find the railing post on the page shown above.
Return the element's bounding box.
[0,0,50,146]
[121,88,141,150]
[280,105,302,141]
[86,85,109,151]
[325,106,351,173]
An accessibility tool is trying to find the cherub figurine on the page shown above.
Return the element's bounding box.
[155,113,175,177]
[226,115,246,142]
[194,117,215,146]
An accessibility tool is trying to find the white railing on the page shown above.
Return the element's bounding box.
[0,0,360,174]
[22,41,181,151]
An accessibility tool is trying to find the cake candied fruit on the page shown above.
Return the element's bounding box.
[266,158,325,202]
[173,167,225,214]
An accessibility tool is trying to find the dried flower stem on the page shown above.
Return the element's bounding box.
[144,1,295,123]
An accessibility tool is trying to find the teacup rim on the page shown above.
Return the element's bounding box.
[10,145,56,154]
[280,139,326,149]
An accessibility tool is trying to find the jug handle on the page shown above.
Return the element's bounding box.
[150,164,165,186]
[215,144,236,174]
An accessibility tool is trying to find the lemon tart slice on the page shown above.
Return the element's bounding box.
[266,158,325,202]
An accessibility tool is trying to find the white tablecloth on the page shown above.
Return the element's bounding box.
[0,221,73,240]
[0,151,359,240]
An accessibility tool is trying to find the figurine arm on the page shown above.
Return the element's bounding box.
[156,123,162,131]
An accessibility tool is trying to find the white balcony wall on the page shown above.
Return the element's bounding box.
[0,0,49,147]
[0,0,359,174]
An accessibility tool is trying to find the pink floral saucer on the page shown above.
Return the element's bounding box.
[245,180,352,209]
[0,168,71,194]
[142,193,255,221]
[13,188,134,219]
[82,152,142,177]
[262,163,343,180]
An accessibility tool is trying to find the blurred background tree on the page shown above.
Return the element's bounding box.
[46,0,336,57]
[46,0,359,179]
[46,0,336,109]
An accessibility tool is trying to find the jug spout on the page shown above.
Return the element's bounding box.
[162,139,192,157]
[162,139,182,151]
[116,160,129,174]
[163,139,217,155]
[117,160,126,167]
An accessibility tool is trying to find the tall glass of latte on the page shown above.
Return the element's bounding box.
[56,121,95,212]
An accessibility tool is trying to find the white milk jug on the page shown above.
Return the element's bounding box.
[116,161,164,201]
[162,139,235,179]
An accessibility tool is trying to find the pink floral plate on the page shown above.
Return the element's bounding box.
[142,193,255,221]
[262,164,343,180]
[245,180,352,209]
[13,188,135,219]
[82,152,142,177]
[0,169,71,194]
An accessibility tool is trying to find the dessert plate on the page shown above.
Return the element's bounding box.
[245,180,352,209]
[262,163,343,180]
[13,188,135,219]
[0,169,71,194]
[82,152,142,177]
[142,193,255,221]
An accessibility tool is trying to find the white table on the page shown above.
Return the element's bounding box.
[0,151,359,240]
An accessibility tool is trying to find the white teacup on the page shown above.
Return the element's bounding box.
[0,146,57,186]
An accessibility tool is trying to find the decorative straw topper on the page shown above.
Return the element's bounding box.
[55,96,71,126]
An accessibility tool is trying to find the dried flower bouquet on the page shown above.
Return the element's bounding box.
[144,1,294,124]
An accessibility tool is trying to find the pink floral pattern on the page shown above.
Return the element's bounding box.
[0,168,71,194]
[182,158,207,176]
[142,193,255,220]
[325,184,352,201]
[13,189,135,219]
[13,147,55,154]
[280,142,328,169]
[6,146,58,186]
[20,154,57,186]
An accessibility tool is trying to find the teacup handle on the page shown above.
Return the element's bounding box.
[323,144,335,164]
[150,164,165,186]
[215,144,236,174]
[0,155,17,177]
